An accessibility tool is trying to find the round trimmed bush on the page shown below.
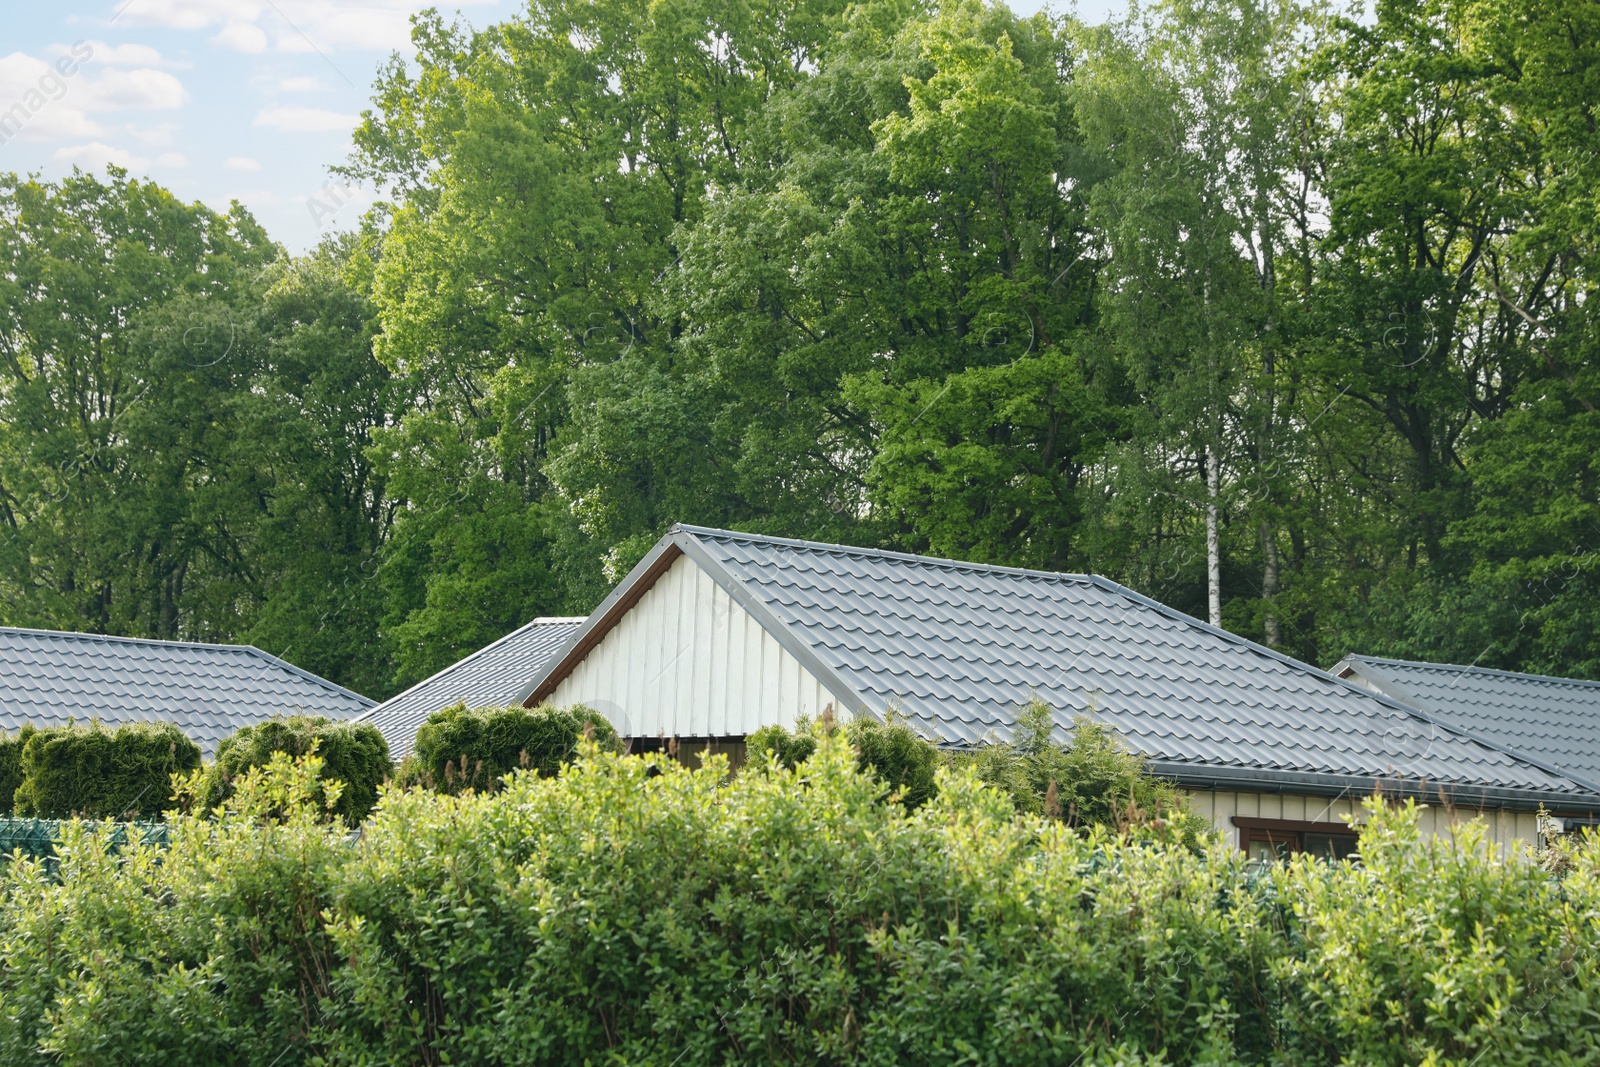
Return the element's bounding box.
[409,703,619,794]
[202,716,391,822]
[12,721,201,819]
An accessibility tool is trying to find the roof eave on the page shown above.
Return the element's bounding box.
[1141,760,1600,813]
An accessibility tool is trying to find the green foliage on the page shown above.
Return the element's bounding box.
[198,717,392,823]
[11,721,200,820]
[0,729,31,817]
[408,703,620,794]
[748,713,942,808]
[1,742,1596,1064]
[6,0,1600,692]
[965,700,1208,846]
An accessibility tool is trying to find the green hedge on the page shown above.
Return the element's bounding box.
[0,736,1595,1065]
[0,729,31,817]
[403,703,620,794]
[198,716,391,822]
[10,722,200,819]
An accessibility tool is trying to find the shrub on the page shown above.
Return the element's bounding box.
[0,727,32,816]
[746,721,818,769]
[2,740,1596,1064]
[198,716,392,822]
[11,721,200,819]
[749,712,942,808]
[964,700,1207,845]
[409,703,620,794]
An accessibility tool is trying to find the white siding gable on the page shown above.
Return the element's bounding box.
[548,553,843,738]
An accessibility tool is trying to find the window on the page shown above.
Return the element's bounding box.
[1234,817,1359,862]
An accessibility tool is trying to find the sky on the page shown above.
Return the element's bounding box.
[3,0,1128,252]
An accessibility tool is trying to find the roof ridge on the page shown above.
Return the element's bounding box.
[672,525,1102,586]
[1347,653,1600,691]
[0,624,264,654]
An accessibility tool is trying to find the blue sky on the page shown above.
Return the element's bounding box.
[3,0,1127,252]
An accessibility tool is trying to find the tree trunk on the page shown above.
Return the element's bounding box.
[1206,447,1221,628]
[1260,521,1280,646]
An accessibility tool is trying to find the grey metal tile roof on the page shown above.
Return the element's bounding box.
[1334,654,1600,793]
[357,617,584,760]
[0,626,374,758]
[651,527,1597,808]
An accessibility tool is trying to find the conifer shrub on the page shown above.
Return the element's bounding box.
[748,712,941,807]
[198,716,391,822]
[0,727,32,816]
[962,700,1207,845]
[408,702,620,794]
[10,721,200,819]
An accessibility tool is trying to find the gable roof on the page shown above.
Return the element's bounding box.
[528,526,1600,810]
[0,626,374,757]
[1334,654,1600,794]
[359,617,584,760]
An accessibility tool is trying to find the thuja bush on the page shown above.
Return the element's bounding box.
[403,702,620,794]
[1,736,1598,1065]
[749,712,941,808]
[0,728,31,816]
[964,700,1208,845]
[196,716,392,822]
[10,721,200,819]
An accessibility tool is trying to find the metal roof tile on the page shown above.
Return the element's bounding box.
[0,627,373,758]
[674,527,1598,806]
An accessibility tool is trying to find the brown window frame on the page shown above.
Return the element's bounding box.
[1231,816,1360,861]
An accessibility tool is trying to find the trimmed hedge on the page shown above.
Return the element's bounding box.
[11,721,200,819]
[0,738,1596,1064]
[198,716,392,822]
[0,729,31,817]
[403,703,620,794]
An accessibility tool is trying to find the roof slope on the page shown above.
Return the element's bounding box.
[359,617,584,760]
[1335,654,1600,792]
[0,626,374,757]
[535,526,1596,808]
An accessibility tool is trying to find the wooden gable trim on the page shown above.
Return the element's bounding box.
[1231,815,1363,835]
[523,543,684,707]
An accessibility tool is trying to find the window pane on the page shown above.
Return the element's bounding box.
[1303,832,1358,860]
[1247,837,1291,862]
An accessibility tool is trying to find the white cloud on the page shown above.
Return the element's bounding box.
[254,106,358,132]
[0,52,104,142]
[122,0,500,53]
[279,75,326,92]
[81,68,189,110]
[212,23,268,53]
[50,142,188,171]
[75,41,172,68]
[127,122,181,146]
[224,155,261,170]
[52,141,149,169]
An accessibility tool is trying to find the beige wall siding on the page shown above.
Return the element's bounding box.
[1189,789,1544,853]
[549,554,843,738]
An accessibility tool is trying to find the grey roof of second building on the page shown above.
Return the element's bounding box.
[533,526,1600,810]
[358,617,585,760]
[1334,654,1600,793]
[0,626,374,757]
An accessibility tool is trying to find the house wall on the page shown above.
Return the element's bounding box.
[1187,789,1545,853]
[548,554,844,739]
